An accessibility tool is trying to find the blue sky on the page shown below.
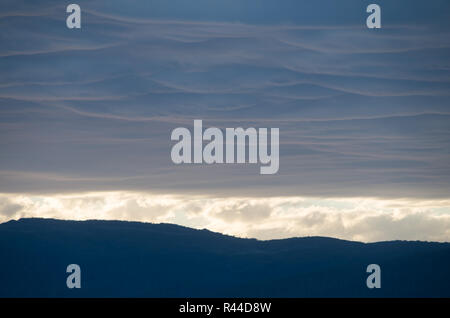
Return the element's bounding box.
[1,1,450,241]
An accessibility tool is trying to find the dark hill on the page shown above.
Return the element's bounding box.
[0,218,449,297]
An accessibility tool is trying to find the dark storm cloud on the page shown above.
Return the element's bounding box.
[1,0,450,198]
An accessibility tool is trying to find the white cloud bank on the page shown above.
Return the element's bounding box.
[1,192,449,242]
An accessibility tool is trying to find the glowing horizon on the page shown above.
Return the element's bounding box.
[1,191,449,242]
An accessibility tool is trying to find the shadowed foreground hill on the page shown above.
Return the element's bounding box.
[0,218,449,297]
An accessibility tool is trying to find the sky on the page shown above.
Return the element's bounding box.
[1,0,450,241]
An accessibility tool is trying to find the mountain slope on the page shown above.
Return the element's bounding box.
[0,218,449,297]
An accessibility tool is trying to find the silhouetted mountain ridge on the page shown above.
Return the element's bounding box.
[0,218,449,297]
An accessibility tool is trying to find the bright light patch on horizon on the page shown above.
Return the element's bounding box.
[1,192,449,242]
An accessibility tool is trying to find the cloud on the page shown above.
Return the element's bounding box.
[1,192,449,242]
[0,0,450,201]
[0,197,23,217]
